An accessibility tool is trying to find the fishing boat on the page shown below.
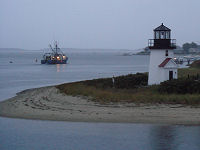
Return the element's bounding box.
[41,42,68,64]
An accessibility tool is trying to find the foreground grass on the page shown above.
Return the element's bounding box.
[57,82,200,105]
[56,66,200,105]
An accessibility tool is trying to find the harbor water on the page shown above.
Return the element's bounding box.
[0,49,199,150]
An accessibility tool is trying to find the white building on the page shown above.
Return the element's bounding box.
[188,48,200,54]
[148,23,178,85]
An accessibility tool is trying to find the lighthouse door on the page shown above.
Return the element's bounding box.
[169,71,173,80]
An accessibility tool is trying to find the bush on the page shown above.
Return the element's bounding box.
[158,78,200,94]
[84,78,113,88]
[84,73,148,89]
[114,73,148,89]
[189,60,200,69]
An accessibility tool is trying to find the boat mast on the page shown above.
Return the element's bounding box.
[55,41,58,54]
[49,44,55,54]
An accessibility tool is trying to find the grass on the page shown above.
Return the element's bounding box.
[56,61,200,105]
[178,67,200,78]
[57,82,200,105]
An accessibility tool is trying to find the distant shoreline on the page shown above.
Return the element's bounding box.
[0,85,200,125]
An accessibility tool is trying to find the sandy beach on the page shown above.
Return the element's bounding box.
[0,86,200,125]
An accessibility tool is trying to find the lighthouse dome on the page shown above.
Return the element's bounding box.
[154,23,171,31]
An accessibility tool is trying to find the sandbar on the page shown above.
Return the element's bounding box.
[0,86,200,125]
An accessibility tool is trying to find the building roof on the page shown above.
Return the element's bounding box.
[159,58,172,67]
[154,23,171,31]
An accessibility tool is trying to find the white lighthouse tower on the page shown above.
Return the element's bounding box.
[148,23,178,85]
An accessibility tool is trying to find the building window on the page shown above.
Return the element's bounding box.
[165,50,168,56]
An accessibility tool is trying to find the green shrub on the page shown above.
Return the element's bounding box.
[159,78,200,94]
[189,60,200,69]
[84,78,113,88]
[114,73,148,89]
[83,73,148,89]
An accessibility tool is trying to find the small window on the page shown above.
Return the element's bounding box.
[161,31,165,39]
[166,31,170,39]
[155,31,159,39]
[165,50,168,56]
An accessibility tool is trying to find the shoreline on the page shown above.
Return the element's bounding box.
[0,86,200,125]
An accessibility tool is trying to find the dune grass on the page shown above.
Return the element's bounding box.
[56,65,200,105]
[57,81,200,106]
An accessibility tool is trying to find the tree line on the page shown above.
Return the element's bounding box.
[182,42,199,53]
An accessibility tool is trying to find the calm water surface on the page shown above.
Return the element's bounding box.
[0,49,148,101]
[0,49,199,150]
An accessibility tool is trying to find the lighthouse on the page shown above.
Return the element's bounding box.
[148,23,178,85]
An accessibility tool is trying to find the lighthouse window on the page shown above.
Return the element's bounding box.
[161,31,165,39]
[155,31,159,39]
[166,31,170,39]
[165,50,168,56]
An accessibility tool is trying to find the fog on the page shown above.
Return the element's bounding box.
[0,0,200,50]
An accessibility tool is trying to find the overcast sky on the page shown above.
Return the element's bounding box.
[0,0,200,50]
